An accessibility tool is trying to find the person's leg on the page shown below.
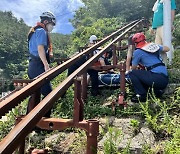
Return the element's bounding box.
[87,69,99,96]
[130,70,168,92]
[27,60,52,117]
[155,26,163,45]
[65,56,87,97]
[27,61,44,114]
[28,61,52,97]
[129,70,168,102]
[149,73,168,90]
[129,70,150,96]
[129,70,155,102]
[153,89,164,98]
[40,82,52,117]
[28,61,44,79]
[148,73,168,98]
[67,56,100,96]
[67,56,99,96]
[156,26,168,65]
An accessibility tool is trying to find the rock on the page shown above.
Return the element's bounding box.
[123,127,155,153]
[164,83,180,94]
[98,118,156,154]
[113,118,135,136]
[118,127,155,153]
[98,116,115,128]
[140,127,155,146]
[45,133,60,144]
[53,133,78,153]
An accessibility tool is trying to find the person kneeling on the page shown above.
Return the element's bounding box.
[127,33,169,103]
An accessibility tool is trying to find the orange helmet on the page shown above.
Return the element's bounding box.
[132,33,146,44]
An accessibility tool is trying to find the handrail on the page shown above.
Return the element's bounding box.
[0,19,141,118]
[0,19,145,153]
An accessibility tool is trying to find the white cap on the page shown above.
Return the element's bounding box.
[89,35,97,43]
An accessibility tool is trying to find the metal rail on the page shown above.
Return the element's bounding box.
[0,19,147,154]
[0,19,139,118]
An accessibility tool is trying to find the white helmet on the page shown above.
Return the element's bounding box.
[40,11,56,25]
[89,35,97,43]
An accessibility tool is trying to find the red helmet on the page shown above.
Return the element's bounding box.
[132,33,146,44]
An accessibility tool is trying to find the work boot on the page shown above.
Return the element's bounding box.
[154,89,164,98]
[131,94,146,103]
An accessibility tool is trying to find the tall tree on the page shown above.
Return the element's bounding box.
[68,17,124,53]
[0,11,29,78]
[72,0,156,28]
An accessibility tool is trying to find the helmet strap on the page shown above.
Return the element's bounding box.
[135,39,146,44]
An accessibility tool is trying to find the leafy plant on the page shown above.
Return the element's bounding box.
[0,99,28,140]
[130,119,140,135]
[103,126,122,154]
[140,87,180,135]
[164,127,180,154]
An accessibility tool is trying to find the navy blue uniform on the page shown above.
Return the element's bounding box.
[27,27,52,117]
[28,27,52,97]
[129,45,168,97]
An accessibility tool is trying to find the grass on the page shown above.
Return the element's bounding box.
[1,85,179,153]
[0,50,180,153]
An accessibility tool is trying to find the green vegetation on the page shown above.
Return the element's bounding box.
[0,11,70,93]
[130,119,140,135]
[0,11,29,79]
[0,99,28,140]
[173,14,180,47]
[0,0,180,153]
[103,126,122,154]
[50,33,70,58]
[140,90,179,134]
[69,17,124,51]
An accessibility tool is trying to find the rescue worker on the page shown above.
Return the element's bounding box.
[27,11,56,116]
[128,33,169,102]
[68,35,105,96]
[89,35,106,66]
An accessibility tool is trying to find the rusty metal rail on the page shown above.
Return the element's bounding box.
[0,19,141,118]
[0,19,147,154]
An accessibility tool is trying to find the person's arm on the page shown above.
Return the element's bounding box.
[149,27,156,35]
[38,45,49,71]
[126,45,133,71]
[36,29,49,71]
[131,50,141,70]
